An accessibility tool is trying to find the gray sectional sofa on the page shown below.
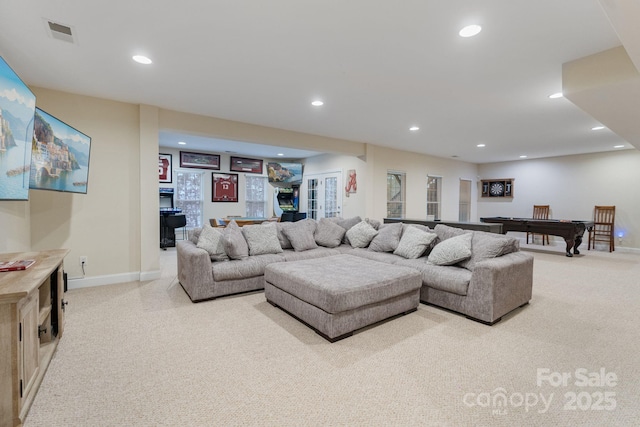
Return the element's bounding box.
[176,217,533,325]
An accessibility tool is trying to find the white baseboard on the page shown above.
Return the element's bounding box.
[68,270,161,290]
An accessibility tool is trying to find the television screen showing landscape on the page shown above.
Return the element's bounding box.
[267,161,303,184]
[29,108,91,194]
[0,56,36,200]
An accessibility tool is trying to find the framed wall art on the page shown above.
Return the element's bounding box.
[212,172,238,202]
[230,156,263,174]
[180,151,220,170]
[159,153,172,183]
[481,179,513,197]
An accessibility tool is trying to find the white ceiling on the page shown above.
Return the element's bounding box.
[0,0,636,163]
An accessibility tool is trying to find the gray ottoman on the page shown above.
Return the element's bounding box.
[264,254,422,342]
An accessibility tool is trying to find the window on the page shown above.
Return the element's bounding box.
[427,175,441,220]
[459,179,471,222]
[245,175,268,218]
[387,171,406,218]
[175,170,204,228]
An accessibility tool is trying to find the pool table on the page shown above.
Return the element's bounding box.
[480,217,594,257]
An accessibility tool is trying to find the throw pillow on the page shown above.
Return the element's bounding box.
[281,220,318,252]
[314,218,346,248]
[242,224,283,256]
[428,232,473,266]
[434,224,472,242]
[223,220,249,260]
[196,224,228,261]
[394,226,438,259]
[334,216,362,244]
[189,227,202,244]
[271,222,293,249]
[458,231,519,270]
[368,222,403,252]
[345,220,379,248]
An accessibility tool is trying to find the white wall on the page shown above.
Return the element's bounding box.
[0,201,30,253]
[478,149,640,250]
[302,153,368,219]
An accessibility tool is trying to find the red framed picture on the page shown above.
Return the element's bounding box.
[230,156,263,174]
[212,173,238,202]
[159,153,172,183]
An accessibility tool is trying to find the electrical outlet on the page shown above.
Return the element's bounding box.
[80,256,88,266]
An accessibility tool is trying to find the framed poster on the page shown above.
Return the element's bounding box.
[159,153,172,183]
[180,151,220,170]
[481,179,513,197]
[212,172,238,202]
[230,156,263,174]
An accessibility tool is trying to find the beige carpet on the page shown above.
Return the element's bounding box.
[24,245,640,426]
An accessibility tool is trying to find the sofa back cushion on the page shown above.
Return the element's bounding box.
[223,220,250,260]
[434,224,472,243]
[282,219,319,251]
[314,218,346,248]
[458,231,519,270]
[196,224,228,261]
[242,223,284,256]
[393,225,438,259]
[346,220,379,248]
[368,222,403,252]
[427,232,472,266]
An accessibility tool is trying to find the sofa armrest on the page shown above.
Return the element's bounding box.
[177,240,215,302]
[464,251,534,322]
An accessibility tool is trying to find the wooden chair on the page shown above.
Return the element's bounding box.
[588,206,615,252]
[527,205,550,245]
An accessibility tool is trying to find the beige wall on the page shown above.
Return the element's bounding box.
[28,87,144,281]
[368,145,479,221]
[478,149,640,250]
[0,201,30,253]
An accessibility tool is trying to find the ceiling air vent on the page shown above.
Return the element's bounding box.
[46,20,76,44]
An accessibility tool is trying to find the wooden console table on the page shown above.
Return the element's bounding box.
[0,249,69,427]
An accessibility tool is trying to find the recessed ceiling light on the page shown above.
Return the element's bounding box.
[459,25,482,38]
[178,141,186,145]
[549,92,563,99]
[614,145,624,148]
[591,126,605,131]
[311,100,324,107]
[477,144,486,148]
[519,155,528,159]
[132,55,152,65]
[409,126,420,131]
[277,153,284,156]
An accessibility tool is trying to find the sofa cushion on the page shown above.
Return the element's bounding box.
[242,223,283,256]
[428,232,472,266]
[368,222,403,252]
[434,223,472,243]
[332,216,362,244]
[350,247,406,264]
[314,218,346,248]
[196,224,228,261]
[281,247,341,262]
[223,220,249,260]
[268,221,293,249]
[396,259,472,296]
[189,227,202,244]
[282,219,319,252]
[394,226,438,259]
[458,231,520,271]
[346,220,379,248]
[211,254,285,281]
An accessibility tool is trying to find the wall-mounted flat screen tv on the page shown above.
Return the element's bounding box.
[29,108,91,194]
[0,56,37,200]
[267,161,303,184]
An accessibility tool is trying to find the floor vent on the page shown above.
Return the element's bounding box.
[46,20,76,44]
